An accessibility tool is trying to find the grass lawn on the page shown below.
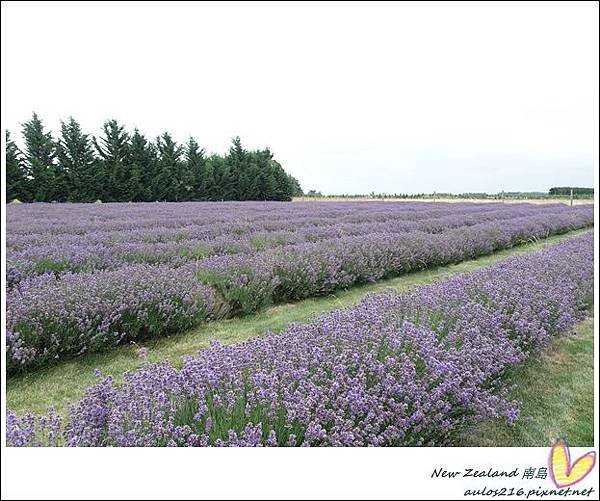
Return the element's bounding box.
[6,228,594,447]
[464,315,594,447]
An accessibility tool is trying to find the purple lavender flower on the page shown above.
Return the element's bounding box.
[11,202,589,373]
[6,233,593,447]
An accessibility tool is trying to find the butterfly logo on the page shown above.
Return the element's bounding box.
[549,439,596,488]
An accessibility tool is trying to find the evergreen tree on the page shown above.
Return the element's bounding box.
[243,156,261,200]
[206,155,225,201]
[268,157,294,201]
[5,130,29,201]
[224,136,246,200]
[175,137,196,201]
[94,120,129,201]
[245,150,269,200]
[56,117,99,202]
[8,113,302,203]
[185,137,207,200]
[155,133,184,201]
[287,174,303,197]
[203,156,219,201]
[128,130,156,201]
[49,161,70,202]
[21,113,57,201]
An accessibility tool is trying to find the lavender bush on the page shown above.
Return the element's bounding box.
[5,202,593,373]
[7,265,218,373]
[195,211,592,312]
[7,202,591,285]
[7,233,593,446]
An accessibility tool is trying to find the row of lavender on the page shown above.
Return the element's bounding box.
[6,205,593,374]
[7,202,590,285]
[7,233,594,446]
[6,201,570,237]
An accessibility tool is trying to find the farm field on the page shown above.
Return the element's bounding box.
[6,201,593,374]
[5,202,595,447]
[6,230,594,446]
[5,226,593,418]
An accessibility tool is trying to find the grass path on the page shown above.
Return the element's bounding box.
[6,228,593,424]
[464,315,594,446]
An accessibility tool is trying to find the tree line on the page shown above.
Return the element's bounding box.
[548,187,594,196]
[6,113,303,203]
[301,190,594,200]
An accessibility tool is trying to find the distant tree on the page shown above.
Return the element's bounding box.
[265,154,293,201]
[8,113,301,203]
[56,117,100,202]
[244,156,262,201]
[128,130,156,201]
[94,120,130,201]
[206,154,226,201]
[203,155,222,201]
[21,113,57,202]
[155,133,184,201]
[549,187,594,196]
[245,149,271,200]
[5,130,29,201]
[287,174,303,197]
[185,137,207,200]
[223,136,246,200]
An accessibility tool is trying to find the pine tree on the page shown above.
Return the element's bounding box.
[128,130,156,201]
[5,130,29,201]
[203,161,217,201]
[94,120,130,201]
[56,117,99,202]
[176,137,197,201]
[8,113,300,203]
[244,158,261,200]
[206,155,225,201]
[287,174,303,197]
[185,137,206,200]
[266,155,293,201]
[21,113,57,202]
[249,149,275,200]
[155,133,184,201]
[224,136,246,200]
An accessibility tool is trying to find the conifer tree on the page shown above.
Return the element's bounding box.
[5,130,29,201]
[224,136,246,200]
[206,155,225,201]
[7,113,302,203]
[94,120,130,201]
[56,117,99,201]
[203,157,219,201]
[21,113,57,201]
[176,137,196,201]
[185,137,206,200]
[287,174,303,197]
[155,133,183,201]
[128,130,156,201]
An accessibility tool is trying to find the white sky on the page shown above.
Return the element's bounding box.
[1,1,598,194]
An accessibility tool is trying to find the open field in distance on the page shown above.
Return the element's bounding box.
[293,196,594,205]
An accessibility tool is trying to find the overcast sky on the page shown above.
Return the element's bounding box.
[1,1,598,194]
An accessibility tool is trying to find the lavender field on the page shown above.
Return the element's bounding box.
[7,232,594,446]
[6,201,594,374]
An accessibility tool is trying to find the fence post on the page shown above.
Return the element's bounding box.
[501,190,505,204]
[570,189,573,207]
